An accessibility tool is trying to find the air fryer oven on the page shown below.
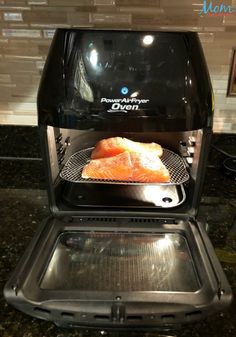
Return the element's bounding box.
[4,29,232,330]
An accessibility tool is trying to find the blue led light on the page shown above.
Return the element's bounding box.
[121,87,129,95]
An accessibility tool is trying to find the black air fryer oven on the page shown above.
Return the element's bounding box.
[4,29,232,330]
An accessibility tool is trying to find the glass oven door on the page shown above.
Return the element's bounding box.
[4,217,232,329]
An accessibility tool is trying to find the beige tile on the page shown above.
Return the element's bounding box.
[1,46,39,56]
[94,0,115,5]
[214,94,227,105]
[90,13,132,24]
[9,102,37,113]
[225,26,236,31]
[43,29,55,38]
[67,12,90,26]
[48,0,93,5]
[162,7,200,15]
[134,14,199,26]
[0,6,31,11]
[30,23,70,28]
[130,24,201,31]
[213,120,232,132]
[218,110,236,117]
[160,0,200,6]
[226,96,236,104]
[7,39,30,47]
[198,32,214,42]
[208,64,230,74]
[0,38,8,45]
[203,26,225,31]
[0,102,12,113]
[2,28,41,38]
[117,0,159,5]
[0,74,11,84]
[223,15,236,25]
[119,7,164,14]
[31,74,41,83]
[3,0,26,4]
[36,60,45,70]
[198,15,223,26]
[204,49,231,66]
[96,6,119,12]
[0,114,37,125]
[4,12,23,21]
[23,10,67,24]
[38,44,50,56]
[0,84,15,100]
[5,54,42,60]
[0,60,37,73]
[11,83,38,97]
[27,0,48,4]
[215,89,228,94]
[10,74,34,85]
[9,24,31,30]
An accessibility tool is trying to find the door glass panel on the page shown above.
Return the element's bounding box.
[40,232,200,292]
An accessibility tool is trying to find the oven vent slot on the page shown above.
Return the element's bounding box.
[130,218,157,223]
[34,307,50,316]
[161,314,175,322]
[85,217,118,223]
[94,315,110,321]
[81,217,175,224]
[60,147,189,185]
[61,312,74,319]
[126,315,143,321]
[185,310,202,319]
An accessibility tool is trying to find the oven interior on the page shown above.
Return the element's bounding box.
[42,126,206,217]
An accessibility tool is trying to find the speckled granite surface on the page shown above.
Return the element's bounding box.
[0,127,236,337]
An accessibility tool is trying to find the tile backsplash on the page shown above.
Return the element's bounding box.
[0,0,236,133]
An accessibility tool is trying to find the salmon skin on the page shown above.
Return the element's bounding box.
[82,151,170,183]
[91,137,163,159]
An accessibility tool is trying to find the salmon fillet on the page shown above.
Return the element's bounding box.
[91,137,163,159]
[82,151,170,183]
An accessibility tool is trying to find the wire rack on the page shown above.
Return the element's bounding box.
[60,147,190,185]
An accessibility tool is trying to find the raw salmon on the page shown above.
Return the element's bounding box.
[82,151,133,181]
[91,137,163,159]
[82,151,170,183]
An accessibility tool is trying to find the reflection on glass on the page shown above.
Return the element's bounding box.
[41,232,199,292]
[74,55,94,102]
[142,35,155,46]
[130,91,140,98]
[89,49,98,67]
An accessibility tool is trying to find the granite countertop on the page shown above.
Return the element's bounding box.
[0,128,236,337]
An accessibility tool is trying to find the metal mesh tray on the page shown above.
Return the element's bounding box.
[60,147,190,185]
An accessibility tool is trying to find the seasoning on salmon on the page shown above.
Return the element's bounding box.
[82,151,170,183]
[91,137,163,159]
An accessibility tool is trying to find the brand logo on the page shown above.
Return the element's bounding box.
[101,97,149,113]
[199,0,234,16]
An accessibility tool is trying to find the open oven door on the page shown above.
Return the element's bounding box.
[4,216,232,330]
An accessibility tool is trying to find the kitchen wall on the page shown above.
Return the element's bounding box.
[0,0,235,133]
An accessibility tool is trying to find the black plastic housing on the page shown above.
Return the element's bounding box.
[38,29,213,132]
